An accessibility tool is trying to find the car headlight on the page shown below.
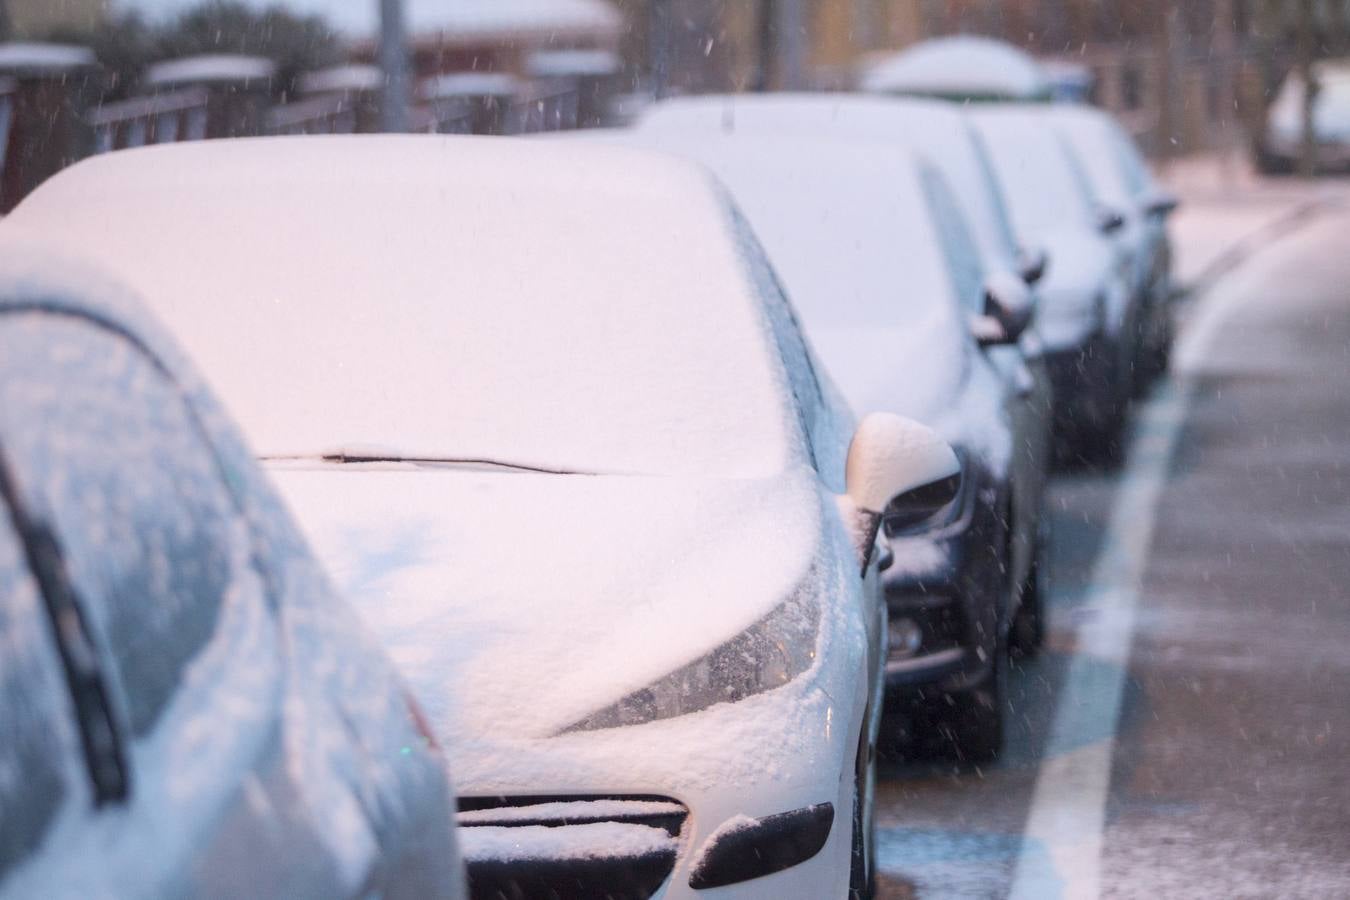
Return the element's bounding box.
[560,579,822,733]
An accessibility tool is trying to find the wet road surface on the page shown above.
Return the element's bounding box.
[872,202,1350,898]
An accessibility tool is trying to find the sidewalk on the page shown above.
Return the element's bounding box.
[1160,152,1347,293]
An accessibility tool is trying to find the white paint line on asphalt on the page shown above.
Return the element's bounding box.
[1007,379,1190,900]
[1008,205,1330,900]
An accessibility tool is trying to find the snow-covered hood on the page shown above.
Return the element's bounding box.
[270,465,825,743]
[1032,227,1119,350]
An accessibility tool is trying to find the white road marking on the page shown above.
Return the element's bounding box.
[1008,380,1190,900]
[1008,204,1329,900]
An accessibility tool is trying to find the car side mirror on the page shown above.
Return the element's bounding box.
[840,413,960,574]
[1018,245,1049,286]
[1142,189,1180,218]
[1097,206,1127,235]
[971,271,1034,348]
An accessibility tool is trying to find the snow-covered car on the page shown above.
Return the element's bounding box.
[0,245,463,899]
[859,35,1053,102]
[971,106,1138,466]
[1044,104,1180,388]
[2,136,963,899]
[636,94,1055,671]
[581,127,1043,759]
[1257,59,1350,174]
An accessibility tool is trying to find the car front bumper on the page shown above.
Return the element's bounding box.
[448,620,870,899]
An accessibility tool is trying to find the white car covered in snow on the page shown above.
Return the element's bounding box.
[2,136,962,899]
[971,106,1138,466]
[0,245,464,899]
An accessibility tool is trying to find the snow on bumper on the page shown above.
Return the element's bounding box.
[448,657,863,898]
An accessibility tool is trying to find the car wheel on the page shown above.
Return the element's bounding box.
[849,727,877,899]
[936,639,1007,765]
[1009,553,1045,660]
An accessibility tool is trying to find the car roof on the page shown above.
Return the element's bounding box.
[638,93,1019,266]
[4,135,799,478]
[860,35,1051,100]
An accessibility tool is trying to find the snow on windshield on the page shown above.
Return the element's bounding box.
[5,137,798,479]
[972,109,1095,238]
[608,134,971,423]
[1050,111,1136,209]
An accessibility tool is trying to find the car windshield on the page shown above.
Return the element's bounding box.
[7,140,797,479]
[973,111,1095,236]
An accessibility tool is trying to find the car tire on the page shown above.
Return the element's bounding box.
[849,728,877,899]
[937,642,1007,765]
[1009,553,1045,660]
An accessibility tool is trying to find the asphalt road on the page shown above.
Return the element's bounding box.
[871,196,1350,899]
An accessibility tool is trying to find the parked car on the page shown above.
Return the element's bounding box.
[0,243,464,899]
[636,94,1055,673]
[1257,59,1350,175]
[3,136,963,899]
[587,126,1046,759]
[1044,104,1180,389]
[971,106,1138,466]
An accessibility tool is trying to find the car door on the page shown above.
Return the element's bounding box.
[0,308,319,896]
[920,165,1052,601]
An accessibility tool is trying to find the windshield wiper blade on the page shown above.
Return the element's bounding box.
[261,451,601,477]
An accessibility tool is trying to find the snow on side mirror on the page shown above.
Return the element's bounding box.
[840,413,960,574]
[1142,189,1180,218]
[972,270,1034,348]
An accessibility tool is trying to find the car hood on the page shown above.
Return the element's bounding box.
[270,465,825,744]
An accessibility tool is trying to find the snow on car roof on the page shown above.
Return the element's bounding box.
[584,130,972,424]
[4,136,798,480]
[860,35,1051,101]
[526,49,621,79]
[145,54,276,87]
[0,42,97,75]
[637,93,1020,267]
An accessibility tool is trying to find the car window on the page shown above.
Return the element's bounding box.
[0,312,256,739]
[728,205,827,468]
[920,165,987,314]
[0,496,87,882]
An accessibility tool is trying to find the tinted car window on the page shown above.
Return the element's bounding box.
[0,313,253,738]
[0,494,84,881]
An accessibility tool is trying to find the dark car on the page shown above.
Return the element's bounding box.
[0,246,465,899]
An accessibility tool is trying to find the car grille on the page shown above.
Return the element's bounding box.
[457,794,689,900]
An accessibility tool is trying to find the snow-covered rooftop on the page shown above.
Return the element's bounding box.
[145,54,276,87]
[861,35,1051,101]
[298,64,384,95]
[0,42,97,75]
[527,49,621,79]
[420,72,520,100]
